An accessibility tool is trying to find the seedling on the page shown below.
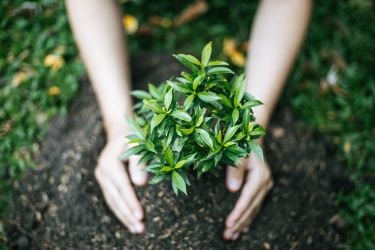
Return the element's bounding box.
[122,42,265,195]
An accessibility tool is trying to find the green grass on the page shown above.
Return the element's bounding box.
[1,0,374,248]
[0,0,84,214]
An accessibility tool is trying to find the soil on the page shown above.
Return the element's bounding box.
[5,54,351,249]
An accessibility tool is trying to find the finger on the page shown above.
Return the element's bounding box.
[128,155,148,186]
[225,170,262,229]
[114,169,145,220]
[230,189,265,236]
[237,203,261,234]
[226,159,246,192]
[96,171,144,233]
[223,191,263,241]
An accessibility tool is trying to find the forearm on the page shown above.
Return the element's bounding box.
[65,0,133,139]
[246,0,313,128]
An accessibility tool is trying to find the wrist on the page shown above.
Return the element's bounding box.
[104,116,133,140]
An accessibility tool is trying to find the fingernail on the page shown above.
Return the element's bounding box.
[228,178,240,190]
[134,210,143,220]
[129,226,136,233]
[135,223,144,233]
[223,230,233,240]
[232,232,239,240]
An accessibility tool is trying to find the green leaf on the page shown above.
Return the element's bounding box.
[202,162,213,172]
[145,139,157,153]
[149,174,167,184]
[242,109,250,132]
[148,84,162,100]
[173,54,200,72]
[223,125,240,143]
[234,74,246,107]
[120,144,145,160]
[218,94,233,109]
[232,108,239,124]
[164,147,174,166]
[196,128,214,150]
[195,108,206,127]
[171,110,192,122]
[248,141,264,161]
[172,171,187,195]
[167,80,192,94]
[131,90,151,99]
[241,99,263,109]
[201,41,212,67]
[178,126,195,135]
[143,99,164,113]
[247,122,254,133]
[181,153,197,165]
[216,129,222,144]
[150,113,166,132]
[160,166,174,173]
[175,54,201,66]
[145,163,162,174]
[193,75,204,91]
[126,134,144,144]
[138,153,154,165]
[176,77,190,84]
[172,137,188,152]
[207,61,229,67]
[206,67,234,75]
[126,116,144,138]
[164,88,173,109]
[197,92,221,103]
[226,144,248,157]
[175,160,188,169]
[183,94,195,110]
[250,126,265,136]
[223,141,236,147]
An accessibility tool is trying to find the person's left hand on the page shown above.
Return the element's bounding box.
[223,152,273,240]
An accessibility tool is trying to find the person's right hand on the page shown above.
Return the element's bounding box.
[94,128,148,234]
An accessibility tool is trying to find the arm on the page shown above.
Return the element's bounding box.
[224,0,313,240]
[65,0,147,234]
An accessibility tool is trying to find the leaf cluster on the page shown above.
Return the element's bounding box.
[122,42,265,195]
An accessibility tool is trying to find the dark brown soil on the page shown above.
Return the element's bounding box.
[5,54,350,249]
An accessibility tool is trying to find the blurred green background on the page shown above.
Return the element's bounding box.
[0,0,374,248]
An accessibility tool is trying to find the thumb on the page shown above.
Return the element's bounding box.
[226,158,247,192]
[128,155,148,186]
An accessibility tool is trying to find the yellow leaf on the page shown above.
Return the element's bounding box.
[344,141,351,154]
[48,86,61,96]
[123,15,138,34]
[11,72,27,87]
[44,54,64,70]
[223,38,236,56]
[230,50,246,67]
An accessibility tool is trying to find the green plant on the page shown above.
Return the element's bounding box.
[122,42,265,195]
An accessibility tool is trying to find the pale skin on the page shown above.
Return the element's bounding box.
[66,0,312,240]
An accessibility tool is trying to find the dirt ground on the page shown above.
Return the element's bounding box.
[5,55,350,249]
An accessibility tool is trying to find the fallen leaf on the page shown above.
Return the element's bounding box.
[174,0,209,27]
[122,14,138,34]
[230,50,246,67]
[149,16,173,28]
[223,38,236,56]
[48,86,61,96]
[44,54,64,70]
[11,72,27,87]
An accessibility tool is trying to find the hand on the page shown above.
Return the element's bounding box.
[94,128,148,234]
[223,151,273,240]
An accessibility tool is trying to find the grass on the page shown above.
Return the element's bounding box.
[1,0,374,248]
[0,0,84,214]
